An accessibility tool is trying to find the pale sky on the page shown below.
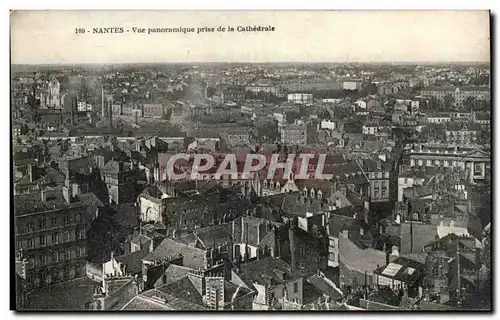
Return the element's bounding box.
[11,10,490,64]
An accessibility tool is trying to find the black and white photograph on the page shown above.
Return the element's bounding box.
[10,10,492,311]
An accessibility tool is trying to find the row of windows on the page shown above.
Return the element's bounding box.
[373,190,388,199]
[26,246,86,269]
[20,214,80,234]
[369,172,390,179]
[19,229,84,250]
[373,180,389,189]
[26,264,85,290]
[412,158,466,167]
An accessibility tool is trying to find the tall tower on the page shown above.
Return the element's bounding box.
[101,85,105,119]
[108,97,113,130]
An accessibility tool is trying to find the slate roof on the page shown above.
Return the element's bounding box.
[23,277,96,310]
[306,273,343,301]
[122,290,207,310]
[115,249,149,275]
[14,190,84,217]
[237,257,302,288]
[157,276,204,306]
[400,222,437,254]
[194,225,233,249]
[328,214,355,238]
[338,232,387,274]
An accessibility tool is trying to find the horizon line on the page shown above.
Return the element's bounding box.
[11,60,491,66]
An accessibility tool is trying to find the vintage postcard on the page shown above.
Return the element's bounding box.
[11,10,491,311]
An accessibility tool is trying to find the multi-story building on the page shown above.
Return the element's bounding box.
[420,86,490,108]
[143,104,166,119]
[397,170,427,202]
[342,79,363,91]
[427,115,451,124]
[15,189,88,293]
[245,79,279,96]
[101,160,141,205]
[445,124,480,145]
[220,128,251,147]
[357,159,392,203]
[77,101,92,112]
[407,143,490,183]
[287,93,313,105]
[281,124,307,145]
[232,257,304,310]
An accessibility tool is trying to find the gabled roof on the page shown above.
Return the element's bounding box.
[115,249,149,275]
[306,273,343,301]
[157,276,204,306]
[373,256,424,284]
[237,257,302,288]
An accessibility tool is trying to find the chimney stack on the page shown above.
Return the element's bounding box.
[28,164,35,183]
[289,219,296,270]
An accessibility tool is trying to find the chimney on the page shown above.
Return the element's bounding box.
[385,250,390,265]
[28,164,35,183]
[40,189,48,202]
[377,160,382,171]
[289,220,296,270]
[391,246,399,257]
[63,186,72,204]
[450,220,455,227]
[118,161,124,172]
[331,182,337,195]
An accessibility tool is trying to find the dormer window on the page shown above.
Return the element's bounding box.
[310,189,315,198]
[317,190,322,200]
[302,188,308,196]
[413,212,419,220]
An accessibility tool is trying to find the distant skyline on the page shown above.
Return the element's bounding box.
[11,11,491,65]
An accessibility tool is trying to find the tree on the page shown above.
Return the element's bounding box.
[86,207,128,264]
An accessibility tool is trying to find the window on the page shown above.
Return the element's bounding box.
[28,258,34,268]
[64,231,70,243]
[52,233,59,244]
[39,219,46,229]
[374,191,380,198]
[39,235,46,247]
[27,238,34,249]
[413,212,419,220]
[77,229,83,240]
[294,282,298,293]
[51,217,58,227]
[64,216,71,226]
[52,251,59,263]
[27,223,34,232]
[75,214,80,223]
